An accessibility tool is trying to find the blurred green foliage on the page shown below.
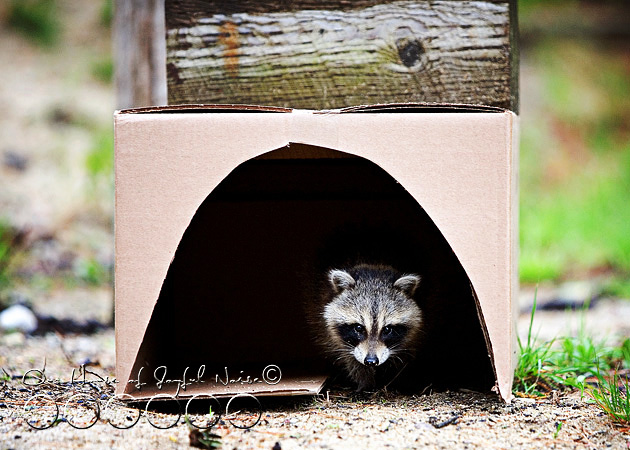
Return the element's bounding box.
[100,0,113,28]
[519,0,575,10]
[91,57,114,84]
[519,38,630,284]
[0,220,13,292]
[86,127,114,181]
[7,0,61,48]
[73,257,109,286]
[602,278,630,299]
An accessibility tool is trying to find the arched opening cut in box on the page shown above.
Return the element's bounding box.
[126,144,495,398]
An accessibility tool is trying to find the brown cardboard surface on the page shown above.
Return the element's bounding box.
[115,105,518,401]
[123,362,328,400]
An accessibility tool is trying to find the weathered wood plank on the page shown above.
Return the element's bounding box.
[114,0,167,108]
[166,0,518,110]
[166,0,512,22]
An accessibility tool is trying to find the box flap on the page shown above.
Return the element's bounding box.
[124,371,327,401]
[334,103,507,113]
[118,102,506,115]
[118,104,293,114]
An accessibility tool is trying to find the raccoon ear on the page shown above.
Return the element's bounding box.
[328,269,356,293]
[394,274,420,297]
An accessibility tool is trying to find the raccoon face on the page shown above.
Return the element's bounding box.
[323,265,422,368]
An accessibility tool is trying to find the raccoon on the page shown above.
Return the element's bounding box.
[320,264,423,391]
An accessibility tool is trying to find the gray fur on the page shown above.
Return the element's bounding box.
[320,264,422,391]
[328,269,356,293]
[394,275,420,297]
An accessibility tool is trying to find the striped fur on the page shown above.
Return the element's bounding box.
[320,264,422,391]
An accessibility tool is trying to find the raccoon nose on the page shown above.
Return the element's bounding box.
[364,355,379,367]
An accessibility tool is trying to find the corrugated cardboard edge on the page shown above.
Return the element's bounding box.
[115,104,518,402]
[472,111,518,404]
[118,102,505,115]
[119,104,293,114]
[510,113,521,402]
[120,374,328,401]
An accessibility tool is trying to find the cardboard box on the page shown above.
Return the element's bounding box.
[114,104,518,402]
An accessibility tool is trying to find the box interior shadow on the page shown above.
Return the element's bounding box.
[127,144,495,397]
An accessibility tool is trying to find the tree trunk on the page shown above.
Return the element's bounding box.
[114,0,167,109]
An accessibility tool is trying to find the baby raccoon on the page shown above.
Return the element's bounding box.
[320,264,423,391]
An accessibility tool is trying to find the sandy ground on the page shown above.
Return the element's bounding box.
[1,2,629,449]
[1,295,630,450]
[1,380,628,450]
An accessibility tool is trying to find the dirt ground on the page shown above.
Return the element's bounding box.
[1,297,630,450]
[1,2,630,449]
[0,372,628,450]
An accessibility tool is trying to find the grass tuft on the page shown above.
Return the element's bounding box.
[514,293,630,398]
[185,412,222,449]
[553,421,563,439]
[587,370,630,426]
[514,290,558,396]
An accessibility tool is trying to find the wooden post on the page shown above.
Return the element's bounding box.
[114,0,167,109]
[165,0,518,111]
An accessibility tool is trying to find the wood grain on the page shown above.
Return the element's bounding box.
[166,1,517,110]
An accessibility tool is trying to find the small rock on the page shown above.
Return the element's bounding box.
[414,421,434,431]
[0,304,38,333]
[540,281,599,311]
[3,150,28,172]
[48,106,74,125]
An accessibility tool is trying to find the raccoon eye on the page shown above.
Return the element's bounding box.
[336,323,366,346]
[381,324,408,346]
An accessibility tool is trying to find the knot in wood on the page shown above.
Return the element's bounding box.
[396,38,424,68]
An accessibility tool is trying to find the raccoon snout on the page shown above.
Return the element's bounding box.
[364,355,379,367]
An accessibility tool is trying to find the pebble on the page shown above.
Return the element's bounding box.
[3,149,28,172]
[541,280,599,310]
[414,421,435,431]
[520,280,599,313]
[0,304,38,333]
